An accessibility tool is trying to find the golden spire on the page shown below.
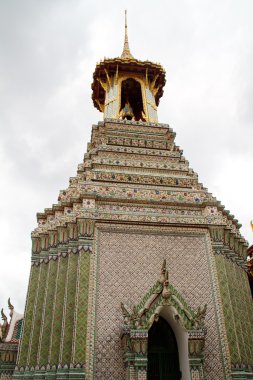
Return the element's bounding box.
[121,10,134,59]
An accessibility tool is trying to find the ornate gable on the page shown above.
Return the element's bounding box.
[120,260,207,380]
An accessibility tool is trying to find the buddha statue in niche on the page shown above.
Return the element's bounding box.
[119,100,135,120]
[119,78,146,121]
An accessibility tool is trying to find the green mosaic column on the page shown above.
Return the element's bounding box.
[18,265,40,368]
[28,263,48,367]
[215,254,240,364]
[60,253,79,365]
[215,254,253,367]
[121,328,148,380]
[227,261,253,365]
[37,259,58,366]
[72,250,90,367]
[49,256,68,365]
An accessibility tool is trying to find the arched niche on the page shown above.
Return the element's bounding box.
[158,306,190,380]
[120,261,207,380]
[148,315,181,380]
[119,78,145,121]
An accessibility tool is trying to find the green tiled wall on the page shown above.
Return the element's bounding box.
[73,251,90,364]
[215,255,253,365]
[38,259,58,364]
[49,257,68,365]
[18,265,40,366]
[61,253,79,364]
[17,248,91,378]
[29,264,48,366]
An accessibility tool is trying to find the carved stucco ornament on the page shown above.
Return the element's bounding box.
[0,308,8,341]
[120,260,207,380]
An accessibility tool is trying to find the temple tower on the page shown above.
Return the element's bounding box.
[92,11,165,124]
[13,12,253,380]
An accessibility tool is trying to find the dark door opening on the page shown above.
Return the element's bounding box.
[148,316,181,380]
[248,273,253,299]
[120,78,144,121]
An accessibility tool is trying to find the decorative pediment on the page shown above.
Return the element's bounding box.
[121,259,207,332]
[120,261,207,380]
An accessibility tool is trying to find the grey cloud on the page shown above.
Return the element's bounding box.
[0,0,253,312]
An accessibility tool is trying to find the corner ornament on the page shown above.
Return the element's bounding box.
[0,307,8,342]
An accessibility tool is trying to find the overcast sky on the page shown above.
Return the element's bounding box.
[0,0,253,313]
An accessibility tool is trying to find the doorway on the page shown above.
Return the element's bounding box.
[120,78,144,120]
[147,316,181,380]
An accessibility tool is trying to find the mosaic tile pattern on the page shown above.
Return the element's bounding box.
[28,264,48,366]
[95,229,224,380]
[49,257,68,365]
[0,374,12,379]
[215,254,253,365]
[16,117,250,380]
[73,251,90,365]
[61,253,78,364]
[32,118,246,261]
[18,266,40,367]
[15,250,90,379]
[38,259,58,365]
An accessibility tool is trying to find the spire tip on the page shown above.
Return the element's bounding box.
[121,10,134,59]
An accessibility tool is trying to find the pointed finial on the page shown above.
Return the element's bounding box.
[159,259,167,284]
[159,259,166,284]
[8,298,14,311]
[162,270,170,300]
[1,308,7,321]
[121,10,134,59]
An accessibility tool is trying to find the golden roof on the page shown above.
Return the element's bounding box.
[91,11,166,113]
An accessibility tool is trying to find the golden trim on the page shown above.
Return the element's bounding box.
[117,78,122,118]
[147,99,157,111]
[116,73,149,121]
[100,70,160,121]
[92,56,166,114]
[95,99,104,112]
[150,73,159,92]
[105,97,117,106]
[115,65,119,85]
[104,68,112,88]
[142,82,150,122]
[97,78,107,92]
[153,86,159,98]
